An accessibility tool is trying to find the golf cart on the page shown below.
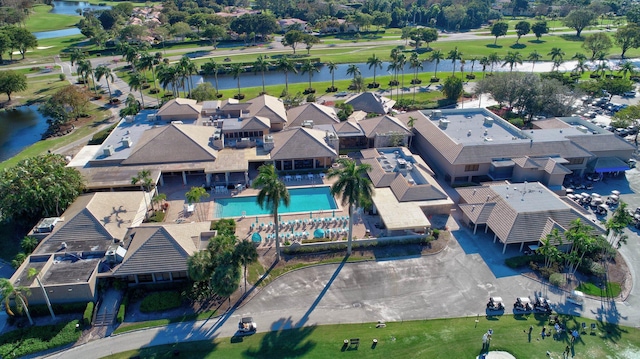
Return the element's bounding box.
[567,290,585,306]
[513,297,533,312]
[238,317,257,333]
[486,297,505,311]
[533,297,552,314]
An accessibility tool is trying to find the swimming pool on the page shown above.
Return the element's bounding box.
[214,186,338,217]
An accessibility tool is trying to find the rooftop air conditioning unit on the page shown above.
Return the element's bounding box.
[103,145,114,157]
[484,117,494,126]
[125,115,135,123]
[576,125,589,133]
[432,110,442,119]
[121,136,133,148]
[264,135,274,142]
[438,119,450,129]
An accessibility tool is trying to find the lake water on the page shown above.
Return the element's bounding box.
[0,106,49,163]
[49,0,111,16]
[34,28,82,40]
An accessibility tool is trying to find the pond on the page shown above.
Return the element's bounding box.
[34,28,82,40]
[0,105,49,163]
[49,0,111,16]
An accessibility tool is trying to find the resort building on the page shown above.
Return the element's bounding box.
[410,108,634,187]
[361,147,454,235]
[345,92,396,115]
[457,182,605,253]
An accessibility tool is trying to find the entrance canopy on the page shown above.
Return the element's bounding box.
[590,157,629,173]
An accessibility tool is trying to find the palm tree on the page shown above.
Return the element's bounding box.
[27,268,55,320]
[447,47,462,75]
[0,278,33,325]
[77,59,96,95]
[572,52,587,61]
[367,54,383,86]
[397,53,407,100]
[276,56,297,94]
[151,193,167,212]
[430,50,443,79]
[157,64,179,97]
[229,63,244,98]
[253,164,290,261]
[253,55,269,94]
[548,47,565,62]
[178,56,196,97]
[346,64,361,82]
[94,65,114,100]
[488,52,501,73]
[327,61,338,91]
[527,51,542,73]
[138,52,160,104]
[502,51,523,72]
[619,61,636,78]
[20,236,38,254]
[327,159,373,256]
[479,56,490,78]
[202,59,221,96]
[131,169,153,217]
[128,72,146,108]
[233,240,258,293]
[185,186,210,221]
[301,60,319,92]
[573,58,590,76]
[70,48,85,70]
[351,75,365,93]
[409,52,422,103]
[552,58,564,72]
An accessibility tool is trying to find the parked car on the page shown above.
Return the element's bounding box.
[623,91,636,97]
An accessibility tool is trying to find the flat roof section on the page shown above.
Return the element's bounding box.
[428,109,528,145]
[43,257,100,285]
[92,110,158,162]
[372,188,432,231]
[491,182,568,213]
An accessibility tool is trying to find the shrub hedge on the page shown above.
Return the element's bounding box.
[88,124,117,145]
[29,302,87,317]
[117,294,129,323]
[83,302,94,327]
[282,236,433,255]
[505,254,544,269]
[549,273,567,287]
[140,291,183,313]
[0,320,81,359]
[210,218,236,234]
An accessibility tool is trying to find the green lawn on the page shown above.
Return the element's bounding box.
[102,315,640,359]
[24,4,79,33]
[577,281,622,297]
[113,310,217,335]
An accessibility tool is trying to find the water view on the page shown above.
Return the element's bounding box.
[34,28,82,40]
[0,106,49,163]
[49,0,111,16]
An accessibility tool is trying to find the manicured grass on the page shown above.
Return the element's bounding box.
[24,4,79,33]
[140,291,182,312]
[112,310,217,335]
[0,320,81,359]
[577,281,622,298]
[103,315,640,359]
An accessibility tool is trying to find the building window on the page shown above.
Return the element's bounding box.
[567,158,584,165]
[465,164,479,172]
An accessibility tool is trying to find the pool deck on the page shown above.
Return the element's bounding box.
[159,175,379,247]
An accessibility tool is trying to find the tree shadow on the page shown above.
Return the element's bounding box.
[486,44,502,49]
[559,34,583,42]
[510,43,527,49]
[528,39,545,44]
[243,317,317,359]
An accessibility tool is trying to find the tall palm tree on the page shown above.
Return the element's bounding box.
[253,55,269,94]
[327,61,338,91]
[138,52,160,104]
[77,59,95,94]
[128,72,146,108]
[327,158,373,256]
[185,186,210,221]
[367,54,383,86]
[572,52,587,61]
[502,51,523,72]
[447,47,462,75]
[548,47,565,62]
[469,56,478,75]
[488,52,501,73]
[552,58,564,72]
[157,64,178,97]
[202,59,221,95]
[276,56,297,94]
[70,48,85,70]
[301,60,319,91]
[233,240,258,294]
[229,63,244,98]
[409,52,422,103]
[253,164,290,261]
[27,268,55,320]
[479,56,490,78]
[0,278,33,325]
[351,75,365,93]
[527,51,542,73]
[178,56,197,97]
[346,64,361,82]
[397,53,406,99]
[430,50,443,79]
[94,65,114,100]
[131,169,153,217]
[573,58,590,76]
[619,61,636,78]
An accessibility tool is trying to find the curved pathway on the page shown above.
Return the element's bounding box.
[43,203,640,358]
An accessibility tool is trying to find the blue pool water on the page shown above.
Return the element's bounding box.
[215,187,338,217]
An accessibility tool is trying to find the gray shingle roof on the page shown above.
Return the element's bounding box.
[567,133,636,152]
[156,98,201,117]
[286,103,339,128]
[345,92,395,114]
[269,127,337,160]
[121,124,217,165]
[244,95,287,124]
[359,115,411,138]
[112,222,209,276]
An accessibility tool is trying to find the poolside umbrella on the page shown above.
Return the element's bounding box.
[310,211,313,219]
[332,210,335,217]
[256,216,259,224]
[314,228,325,238]
[251,232,262,243]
